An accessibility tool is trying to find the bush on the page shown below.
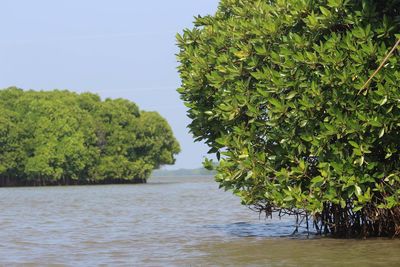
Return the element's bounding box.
[0,88,180,186]
[177,0,400,237]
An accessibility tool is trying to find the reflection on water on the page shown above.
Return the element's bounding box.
[0,176,399,266]
[207,221,299,238]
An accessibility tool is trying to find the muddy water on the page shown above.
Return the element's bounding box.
[0,176,399,266]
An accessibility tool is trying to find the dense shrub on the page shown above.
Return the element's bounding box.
[0,88,180,186]
[177,0,400,237]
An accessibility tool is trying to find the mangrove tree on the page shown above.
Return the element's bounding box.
[0,87,180,186]
[177,0,400,237]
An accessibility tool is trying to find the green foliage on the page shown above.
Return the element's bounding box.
[0,87,180,185]
[177,0,400,237]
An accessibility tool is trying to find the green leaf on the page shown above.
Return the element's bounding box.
[286,91,297,100]
[379,128,385,138]
[320,6,331,17]
[311,176,324,184]
[380,96,388,106]
[327,0,342,8]
[349,141,359,148]
[353,206,363,212]
[340,199,346,208]
[355,185,362,196]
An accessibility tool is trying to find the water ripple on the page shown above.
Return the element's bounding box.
[0,177,399,266]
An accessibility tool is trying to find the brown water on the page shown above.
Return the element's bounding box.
[0,176,399,266]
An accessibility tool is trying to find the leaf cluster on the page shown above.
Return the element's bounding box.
[177,0,400,237]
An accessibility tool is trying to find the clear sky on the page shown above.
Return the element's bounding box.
[0,0,219,169]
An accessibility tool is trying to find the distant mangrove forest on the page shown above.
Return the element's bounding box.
[0,87,180,186]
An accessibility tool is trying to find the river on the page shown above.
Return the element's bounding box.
[0,176,399,266]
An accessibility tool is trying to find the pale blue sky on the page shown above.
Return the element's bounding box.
[0,0,219,169]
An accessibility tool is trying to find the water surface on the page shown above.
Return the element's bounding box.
[0,176,399,266]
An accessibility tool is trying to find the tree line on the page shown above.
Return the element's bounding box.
[0,87,180,186]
